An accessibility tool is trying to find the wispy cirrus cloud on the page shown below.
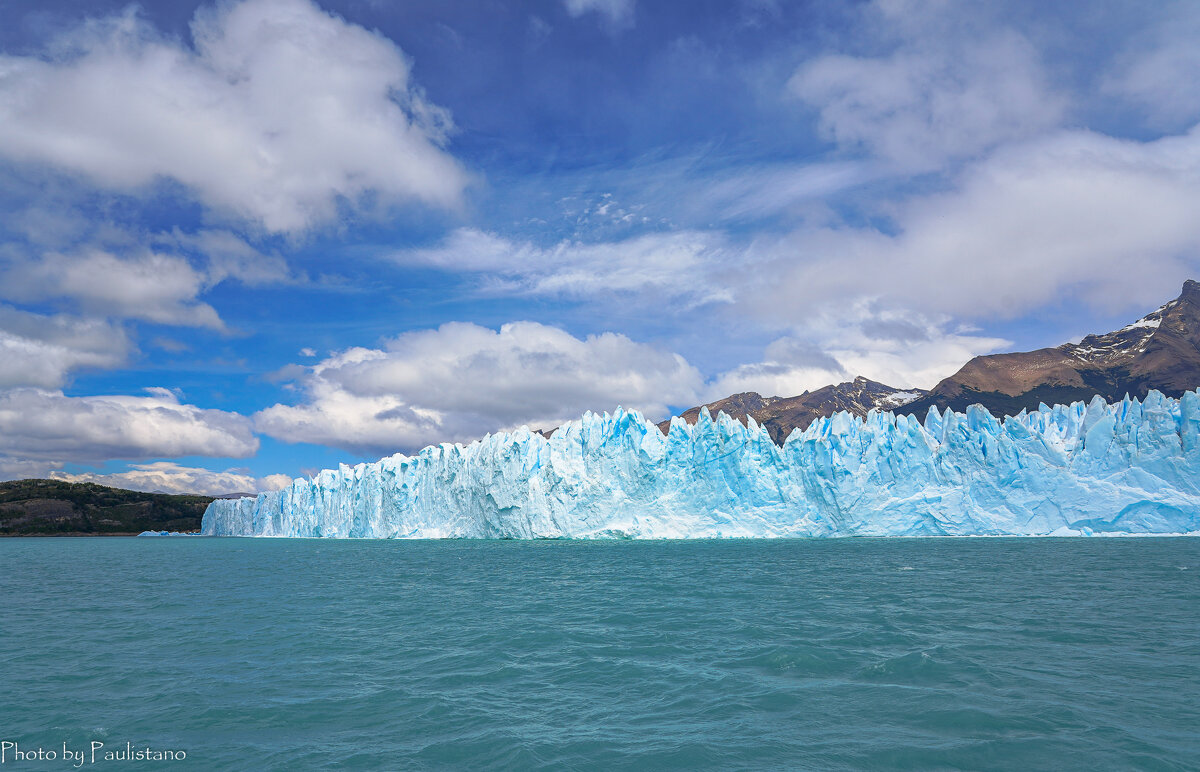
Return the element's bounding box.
[563,0,635,29]
[1102,1,1200,130]
[396,227,737,307]
[788,0,1065,170]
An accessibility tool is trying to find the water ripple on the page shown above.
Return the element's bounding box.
[1,537,1197,770]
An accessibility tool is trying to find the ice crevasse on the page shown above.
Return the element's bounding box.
[203,390,1200,538]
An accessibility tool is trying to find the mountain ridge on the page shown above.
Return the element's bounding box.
[897,279,1200,419]
[638,279,1200,445]
[655,377,926,444]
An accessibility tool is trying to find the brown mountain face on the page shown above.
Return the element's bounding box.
[539,281,1200,445]
[898,279,1200,419]
[657,377,927,444]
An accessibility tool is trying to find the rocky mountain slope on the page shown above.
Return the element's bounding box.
[898,279,1200,418]
[541,280,1200,446]
[657,377,926,444]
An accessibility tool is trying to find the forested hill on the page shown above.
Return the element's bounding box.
[0,480,213,536]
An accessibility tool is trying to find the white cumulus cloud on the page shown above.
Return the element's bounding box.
[0,387,258,463]
[0,306,131,389]
[0,0,468,232]
[1,248,225,329]
[0,456,62,481]
[51,462,291,496]
[256,321,704,453]
[706,304,1010,398]
[741,127,1200,327]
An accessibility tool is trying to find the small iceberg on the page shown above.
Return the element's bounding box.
[136,531,202,537]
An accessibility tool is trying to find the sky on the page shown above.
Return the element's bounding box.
[1,0,1199,495]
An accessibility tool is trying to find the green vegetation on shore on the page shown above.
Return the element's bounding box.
[0,480,213,536]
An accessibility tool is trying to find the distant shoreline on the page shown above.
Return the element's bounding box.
[1,479,209,537]
[0,531,202,537]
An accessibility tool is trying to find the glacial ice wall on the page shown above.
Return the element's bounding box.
[203,391,1200,538]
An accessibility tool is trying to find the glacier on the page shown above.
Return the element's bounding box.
[203,390,1200,538]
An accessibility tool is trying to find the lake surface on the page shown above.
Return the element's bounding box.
[1,538,1197,770]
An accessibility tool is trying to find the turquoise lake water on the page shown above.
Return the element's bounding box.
[1,538,1197,770]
